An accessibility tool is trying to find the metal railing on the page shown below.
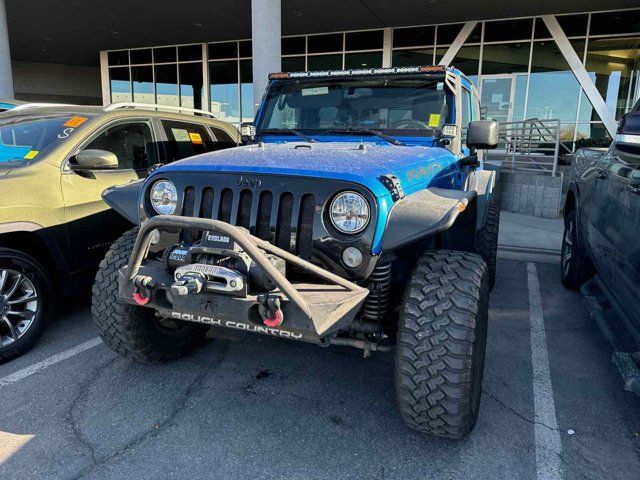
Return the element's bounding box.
[485,118,572,177]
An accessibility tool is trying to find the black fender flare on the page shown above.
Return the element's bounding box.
[381,187,476,250]
[465,167,497,231]
[102,180,145,225]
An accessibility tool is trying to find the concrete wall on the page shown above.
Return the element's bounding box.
[494,170,564,219]
[11,61,101,105]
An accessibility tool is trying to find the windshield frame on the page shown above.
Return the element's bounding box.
[255,76,455,140]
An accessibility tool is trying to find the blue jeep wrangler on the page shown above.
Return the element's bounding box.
[93,65,500,439]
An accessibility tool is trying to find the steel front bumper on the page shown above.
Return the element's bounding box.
[118,216,370,344]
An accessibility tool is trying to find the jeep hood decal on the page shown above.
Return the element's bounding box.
[157,142,457,199]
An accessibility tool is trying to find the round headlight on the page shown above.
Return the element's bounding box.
[150,180,177,215]
[329,192,370,234]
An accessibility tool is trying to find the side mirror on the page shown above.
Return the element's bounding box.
[467,120,499,150]
[70,149,119,170]
[240,122,256,143]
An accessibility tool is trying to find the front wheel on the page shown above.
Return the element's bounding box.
[476,201,500,290]
[560,210,593,290]
[92,228,209,362]
[0,249,52,362]
[395,251,489,439]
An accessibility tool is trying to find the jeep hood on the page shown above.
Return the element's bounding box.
[158,142,457,198]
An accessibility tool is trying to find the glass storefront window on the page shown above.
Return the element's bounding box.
[153,47,176,63]
[526,41,582,122]
[240,59,254,122]
[584,36,640,120]
[590,10,640,36]
[393,26,435,48]
[437,23,463,45]
[344,51,382,69]
[282,56,305,71]
[179,63,204,110]
[392,49,434,67]
[209,42,238,60]
[109,67,131,102]
[307,34,343,54]
[179,45,202,62]
[108,50,128,66]
[307,54,342,70]
[155,64,179,106]
[450,46,480,85]
[283,36,305,55]
[345,30,383,51]
[484,19,533,42]
[575,123,613,148]
[131,66,154,103]
[209,60,239,123]
[130,49,152,65]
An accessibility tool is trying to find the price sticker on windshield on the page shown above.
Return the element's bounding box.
[189,132,203,144]
[428,114,441,128]
[64,116,88,128]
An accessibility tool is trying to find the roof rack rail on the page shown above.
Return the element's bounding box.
[10,102,83,111]
[104,102,217,119]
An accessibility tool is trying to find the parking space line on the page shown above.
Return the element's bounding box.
[0,337,102,388]
[527,262,563,480]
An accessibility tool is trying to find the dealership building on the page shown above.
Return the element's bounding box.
[1,1,639,147]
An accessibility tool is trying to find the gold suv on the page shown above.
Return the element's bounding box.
[0,103,239,360]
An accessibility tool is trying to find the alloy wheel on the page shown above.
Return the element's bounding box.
[0,269,39,347]
[561,221,574,277]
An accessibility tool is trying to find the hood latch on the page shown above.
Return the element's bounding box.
[379,174,405,202]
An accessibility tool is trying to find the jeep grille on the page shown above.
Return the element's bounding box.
[180,186,316,259]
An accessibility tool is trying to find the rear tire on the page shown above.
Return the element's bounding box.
[476,201,500,290]
[0,249,52,362]
[92,228,208,362]
[560,210,593,290]
[395,251,489,439]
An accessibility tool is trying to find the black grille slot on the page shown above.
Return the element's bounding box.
[237,190,253,229]
[200,187,214,218]
[181,185,315,255]
[275,193,294,251]
[218,188,233,223]
[256,191,273,241]
[182,187,196,216]
[297,194,315,260]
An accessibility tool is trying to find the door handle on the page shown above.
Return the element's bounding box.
[628,184,640,195]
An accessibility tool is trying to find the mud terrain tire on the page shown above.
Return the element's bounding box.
[395,251,489,439]
[476,201,500,290]
[92,228,208,362]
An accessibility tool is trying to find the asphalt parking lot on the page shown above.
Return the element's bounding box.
[1,259,639,480]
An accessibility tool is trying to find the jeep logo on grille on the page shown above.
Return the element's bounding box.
[235,176,262,188]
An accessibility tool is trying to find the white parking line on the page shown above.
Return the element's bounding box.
[0,337,102,388]
[527,262,563,480]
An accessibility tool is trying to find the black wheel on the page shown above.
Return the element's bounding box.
[561,210,593,290]
[395,251,489,439]
[476,201,500,290]
[92,228,208,362]
[0,248,53,362]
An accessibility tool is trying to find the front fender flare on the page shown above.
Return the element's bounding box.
[102,180,145,225]
[381,187,476,250]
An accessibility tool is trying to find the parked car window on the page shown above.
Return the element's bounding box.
[84,121,157,170]
[0,114,96,168]
[160,120,234,162]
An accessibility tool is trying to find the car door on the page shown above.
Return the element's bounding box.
[585,148,627,287]
[613,122,640,326]
[61,118,159,273]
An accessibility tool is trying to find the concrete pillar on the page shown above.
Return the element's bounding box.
[0,0,13,99]
[251,0,281,114]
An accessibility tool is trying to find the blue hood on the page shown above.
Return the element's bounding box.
[158,142,458,199]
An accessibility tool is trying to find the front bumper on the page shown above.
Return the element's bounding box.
[118,216,370,344]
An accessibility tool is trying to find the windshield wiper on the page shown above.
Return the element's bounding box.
[319,128,405,146]
[258,128,317,143]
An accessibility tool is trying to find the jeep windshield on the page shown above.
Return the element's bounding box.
[0,113,94,168]
[256,77,452,140]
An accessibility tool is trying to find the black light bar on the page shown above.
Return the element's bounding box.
[268,65,447,80]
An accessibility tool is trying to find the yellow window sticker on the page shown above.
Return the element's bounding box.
[189,132,203,145]
[428,114,441,128]
[64,116,88,128]
[24,150,39,159]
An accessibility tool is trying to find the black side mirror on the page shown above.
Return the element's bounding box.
[467,120,499,150]
[240,122,256,144]
[70,149,119,171]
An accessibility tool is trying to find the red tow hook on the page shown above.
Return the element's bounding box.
[263,309,284,328]
[133,290,151,305]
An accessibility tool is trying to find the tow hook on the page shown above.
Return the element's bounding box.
[258,295,283,328]
[132,275,155,305]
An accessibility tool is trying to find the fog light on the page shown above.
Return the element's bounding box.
[342,247,363,269]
